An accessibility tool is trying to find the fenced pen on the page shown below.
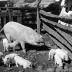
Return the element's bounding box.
[0,1,72,72]
[0,5,72,59]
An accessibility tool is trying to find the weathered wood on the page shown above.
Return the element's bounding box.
[55,28,72,46]
[36,0,41,34]
[0,18,1,28]
[43,33,55,47]
[41,17,72,32]
[43,24,72,52]
[0,7,37,28]
[37,9,40,33]
[0,7,37,12]
[40,10,59,18]
[6,6,12,21]
[17,16,22,23]
[49,33,72,59]
[3,17,6,24]
[43,23,72,58]
[40,10,72,20]
[0,12,8,17]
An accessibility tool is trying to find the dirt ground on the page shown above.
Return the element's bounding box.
[0,37,72,72]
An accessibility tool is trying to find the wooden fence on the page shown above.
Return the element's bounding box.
[0,7,37,29]
[40,10,72,59]
[1,6,72,59]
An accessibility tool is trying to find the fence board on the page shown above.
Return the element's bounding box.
[55,28,72,46]
[43,24,72,52]
[3,17,6,24]
[49,33,72,59]
[0,12,8,17]
[43,23,72,58]
[40,10,72,21]
[37,7,40,33]
[41,17,72,32]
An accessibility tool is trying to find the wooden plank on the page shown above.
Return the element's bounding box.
[43,24,72,52]
[48,33,72,59]
[0,18,1,27]
[37,9,40,33]
[42,33,55,47]
[41,17,72,32]
[3,17,6,24]
[0,12,8,17]
[43,24,72,58]
[16,11,21,23]
[36,0,41,34]
[17,16,22,23]
[55,28,72,46]
[0,7,37,11]
[40,10,72,20]
[40,10,59,18]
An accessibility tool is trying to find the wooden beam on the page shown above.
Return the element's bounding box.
[0,7,37,11]
[0,12,8,17]
[55,28,72,46]
[40,10,72,20]
[36,0,41,34]
[3,17,6,24]
[41,17,72,32]
[43,24,72,52]
[37,8,40,33]
[49,33,72,59]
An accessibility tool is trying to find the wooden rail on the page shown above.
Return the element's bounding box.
[40,10,72,23]
[41,17,72,32]
[40,10,72,59]
[0,7,37,29]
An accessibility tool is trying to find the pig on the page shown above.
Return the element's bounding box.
[2,53,18,67]
[49,48,70,68]
[13,55,32,69]
[1,21,44,53]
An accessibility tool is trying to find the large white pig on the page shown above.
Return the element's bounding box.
[1,21,44,53]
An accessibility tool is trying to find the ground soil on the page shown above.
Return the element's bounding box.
[0,36,72,72]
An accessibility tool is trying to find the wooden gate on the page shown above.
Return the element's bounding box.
[40,10,72,59]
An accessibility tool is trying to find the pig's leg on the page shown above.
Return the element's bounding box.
[20,41,25,53]
[9,41,18,52]
[15,61,18,67]
[4,33,11,51]
[5,33,11,43]
[12,41,18,52]
[4,47,6,52]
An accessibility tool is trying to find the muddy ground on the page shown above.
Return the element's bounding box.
[0,35,72,72]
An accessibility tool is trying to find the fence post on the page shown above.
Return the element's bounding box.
[3,16,6,25]
[37,0,41,34]
[17,10,22,23]
[0,8,1,28]
[6,1,12,21]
